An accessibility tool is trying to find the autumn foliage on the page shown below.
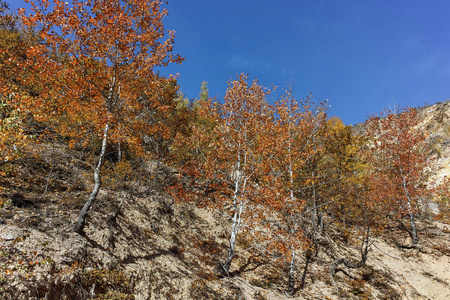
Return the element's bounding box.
[170,76,331,281]
[1,0,183,232]
[0,3,39,161]
[168,70,447,288]
[363,107,446,243]
[17,0,183,156]
[171,74,275,273]
[1,0,449,296]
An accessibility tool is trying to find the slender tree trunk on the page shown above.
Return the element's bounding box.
[408,203,418,244]
[287,139,296,294]
[299,248,312,290]
[287,246,296,295]
[298,169,318,290]
[403,178,418,244]
[223,199,243,273]
[330,240,369,272]
[118,139,122,162]
[311,171,317,231]
[74,123,109,233]
[222,163,245,274]
[318,210,324,234]
[330,226,371,290]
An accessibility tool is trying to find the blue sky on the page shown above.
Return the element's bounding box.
[9,0,450,124]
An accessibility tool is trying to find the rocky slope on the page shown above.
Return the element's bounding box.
[418,100,450,185]
[0,100,449,299]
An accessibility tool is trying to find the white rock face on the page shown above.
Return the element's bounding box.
[418,100,450,185]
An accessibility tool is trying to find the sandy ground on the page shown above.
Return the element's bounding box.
[1,197,449,299]
[369,239,450,300]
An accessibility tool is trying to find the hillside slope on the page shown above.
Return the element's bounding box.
[1,101,449,299]
[1,176,449,299]
[418,100,450,184]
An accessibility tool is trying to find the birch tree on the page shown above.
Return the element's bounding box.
[364,107,435,244]
[18,0,183,233]
[171,74,273,274]
[268,87,326,293]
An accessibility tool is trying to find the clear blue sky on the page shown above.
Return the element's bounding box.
[8,0,450,124]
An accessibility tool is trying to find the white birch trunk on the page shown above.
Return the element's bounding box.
[403,177,418,244]
[311,171,317,231]
[223,156,245,273]
[224,195,243,272]
[74,123,109,233]
[287,137,296,294]
[287,247,296,294]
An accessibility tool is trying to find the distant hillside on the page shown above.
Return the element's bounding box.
[417,100,450,184]
[352,100,450,184]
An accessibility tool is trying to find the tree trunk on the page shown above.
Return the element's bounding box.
[330,227,370,278]
[220,166,245,275]
[409,209,418,245]
[403,178,418,244]
[287,141,296,294]
[287,247,296,295]
[311,172,317,232]
[318,210,324,234]
[299,248,312,290]
[74,123,109,234]
[223,198,243,274]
